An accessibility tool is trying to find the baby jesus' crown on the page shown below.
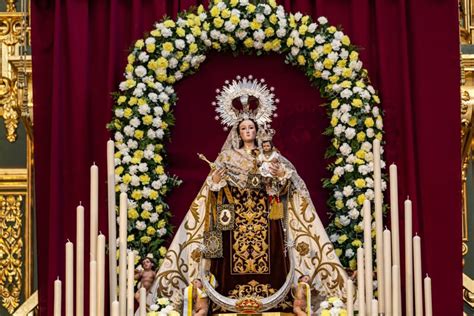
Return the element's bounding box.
[213,75,279,130]
[260,128,276,143]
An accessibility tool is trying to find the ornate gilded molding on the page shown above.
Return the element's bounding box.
[0,194,23,314]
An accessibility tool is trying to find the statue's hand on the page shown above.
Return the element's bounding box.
[269,162,285,178]
[211,168,226,183]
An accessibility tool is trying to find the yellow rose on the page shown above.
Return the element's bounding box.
[337,59,347,68]
[271,39,281,50]
[134,130,144,140]
[264,27,274,37]
[335,217,342,228]
[180,62,190,72]
[304,37,315,48]
[244,38,254,48]
[122,174,132,184]
[342,68,352,78]
[247,4,256,13]
[156,205,163,213]
[212,42,221,50]
[153,154,163,163]
[335,200,344,209]
[162,42,174,52]
[149,190,158,200]
[161,121,168,129]
[115,166,124,175]
[126,79,136,89]
[321,311,330,316]
[191,26,201,36]
[298,24,308,35]
[166,76,176,84]
[335,157,343,164]
[354,178,366,189]
[341,35,350,46]
[203,22,210,31]
[269,14,278,24]
[335,248,342,257]
[352,98,363,107]
[117,96,127,104]
[310,50,319,60]
[313,70,321,78]
[250,20,261,30]
[354,224,363,233]
[373,95,381,103]
[159,246,167,257]
[141,210,151,219]
[230,14,240,25]
[127,234,134,242]
[163,19,175,28]
[327,26,337,33]
[174,27,185,37]
[332,138,339,149]
[146,59,158,71]
[155,166,164,175]
[134,39,144,49]
[323,58,334,69]
[268,0,277,7]
[329,75,339,83]
[376,132,383,141]
[163,103,170,112]
[146,43,156,53]
[213,17,224,28]
[297,55,306,65]
[140,174,150,185]
[286,37,294,46]
[350,51,359,61]
[127,209,138,220]
[151,29,161,37]
[355,149,366,159]
[123,108,133,119]
[328,297,338,304]
[127,54,135,64]
[330,174,339,184]
[357,131,366,142]
[137,98,146,106]
[352,239,362,247]
[156,72,167,82]
[210,6,220,17]
[357,193,366,205]
[323,43,332,54]
[221,9,231,18]
[340,309,348,316]
[131,157,140,164]
[364,117,375,128]
[341,80,352,88]
[143,115,153,125]
[158,219,166,229]
[176,51,184,59]
[140,236,151,244]
[131,190,142,200]
[230,0,238,6]
[349,259,357,270]
[146,226,156,236]
[330,116,338,127]
[125,64,133,74]
[338,234,348,244]
[263,42,272,51]
[331,99,340,109]
[348,117,357,127]
[128,97,138,105]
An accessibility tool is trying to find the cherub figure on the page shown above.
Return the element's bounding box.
[135,256,157,302]
[183,279,209,316]
[293,275,314,316]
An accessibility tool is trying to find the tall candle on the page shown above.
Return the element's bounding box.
[65,241,74,316]
[127,251,135,316]
[139,287,146,316]
[97,234,105,316]
[357,248,366,316]
[363,200,373,315]
[392,265,401,316]
[413,235,423,316]
[107,139,118,305]
[424,274,432,316]
[119,193,128,316]
[111,301,119,316]
[404,199,414,316]
[371,299,378,316]
[76,204,84,316]
[347,279,354,316]
[90,164,99,260]
[389,164,400,267]
[90,260,97,316]
[54,277,62,316]
[383,229,392,316]
[372,139,385,313]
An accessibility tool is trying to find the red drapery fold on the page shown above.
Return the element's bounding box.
[32,0,461,315]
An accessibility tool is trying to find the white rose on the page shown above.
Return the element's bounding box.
[115,108,124,118]
[340,143,352,156]
[239,19,250,29]
[294,37,304,48]
[366,128,375,138]
[339,49,349,60]
[114,158,121,166]
[343,185,353,197]
[174,71,183,81]
[154,82,164,91]
[278,18,287,27]
[204,39,212,47]
[317,16,328,24]
[376,118,383,129]
[236,30,247,40]
[154,106,163,116]
[294,12,302,21]
[127,139,138,149]
[145,37,156,45]
[348,209,359,219]
[276,28,286,37]
[158,92,169,103]
[156,129,164,139]
[224,21,236,32]
[340,103,351,113]
[161,50,170,58]
[142,201,153,211]
[334,191,343,199]
[150,212,159,223]
[340,89,353,99]
[152,180,162,190]
[340,112,350,124]
[142,187,151,198]
[147,129,156,139]
[340,216,351,226]
[314,61,323,71]
[291,47,300,56]
[346,154,356,164]
[168,58,178,69]
[119,183,128,192]
[344,164,354,172]
[330,234,339,243]
[139,162,149,172]
[256,14,265,23]
[199,12,207,21]
[263,5,271,15]
[131,175,140,186]
[148,93,158,103]
[138,52,149,62]
[332,84,342,92]
[344,127,356,139]
[365,189,375,200]
[136,221,146,231]
[114,132,123,142]
[372,106,380,117]
[334,166,344,176]
[346,198,358,209]
[176,18,186,27]
[152,117,162,128]
[253,41,263,49]
[165,86,174,94]
[130,117,140,128]
[334,124,345,137]
[210,30,220,40]
[124,126,135,136]
[365,177,374,188]
[150,304,159,311]
[321,70,330,80]
[159,174,168,182]
[138,104,150,115]
[157,228,167,237]
[331,39,341,51]
[174,39,186,50]
[161,28,172,38]
[368,85,375,94]
[345,248,355,258]
[122,155,131,164]
[119,81,128,91]
[315,35,325,44]
[308,23,317,33]
[358,165,369,175]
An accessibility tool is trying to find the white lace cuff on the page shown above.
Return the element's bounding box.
[277,167,293,183]
[206,175,227,191]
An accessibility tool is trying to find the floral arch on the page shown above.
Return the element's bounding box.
[108,0,385,271]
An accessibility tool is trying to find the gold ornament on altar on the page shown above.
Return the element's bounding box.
[235,295,263,313]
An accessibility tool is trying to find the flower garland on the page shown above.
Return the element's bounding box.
[109,0,386,270]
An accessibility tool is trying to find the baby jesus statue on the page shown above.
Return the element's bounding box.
[135,256,157,303]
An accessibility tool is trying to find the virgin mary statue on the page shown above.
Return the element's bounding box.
[150,76,348,313]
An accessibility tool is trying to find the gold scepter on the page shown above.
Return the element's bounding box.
[197,153,216,170]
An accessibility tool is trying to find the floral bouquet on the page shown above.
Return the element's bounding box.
[319,296,347,316]
[147,297,179,316]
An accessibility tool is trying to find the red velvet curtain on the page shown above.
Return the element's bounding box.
[32,0,461,315]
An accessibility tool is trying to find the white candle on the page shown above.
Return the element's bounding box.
[97,234,106,316]
[54,277,62,316]
[389,164,400,267]
[139,287,146,316]
[76,204,84,316]
[347,278,354,316]
[372,139,385,313]
[383,229,392,316]
[90,164,99,262]
[424,274,432,316]
[413,235,423,316]
[90,260,97,316]
[127,251,135,316]
[119,193,128,316]
[107,139,118,306]
[392,265,401,316]
[405,199,414,316]
[111,301,120,316]
[371,299,378,316]
[65,241,74,316]
[363,200,373,315]
[357,248,365,316]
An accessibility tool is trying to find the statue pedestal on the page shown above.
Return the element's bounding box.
[213,313,294,316]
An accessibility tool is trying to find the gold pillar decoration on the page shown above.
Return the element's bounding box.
[0,194,23,314]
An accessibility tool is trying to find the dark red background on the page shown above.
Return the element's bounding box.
[32,0,461,315]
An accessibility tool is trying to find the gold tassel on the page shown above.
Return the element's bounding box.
[268,198,284,220]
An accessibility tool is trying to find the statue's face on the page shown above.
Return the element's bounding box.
[300,275,310,283]
[193,279,203,289]
[239,120,256,143]
[142,258,153,270]
[262,141,272,153]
